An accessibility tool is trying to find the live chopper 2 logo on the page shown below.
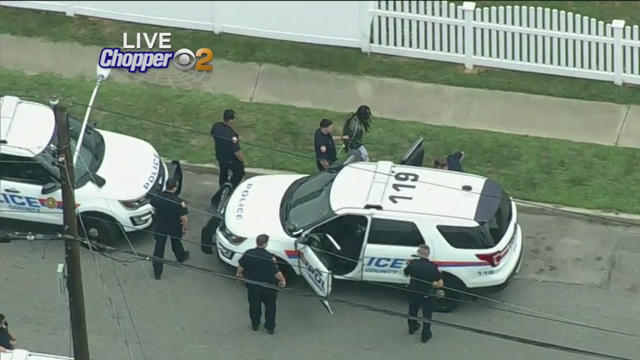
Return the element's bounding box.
[98,32,213,73]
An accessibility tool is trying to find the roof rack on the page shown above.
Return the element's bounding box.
[364,161,393,210]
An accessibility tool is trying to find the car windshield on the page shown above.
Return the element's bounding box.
[40,115,105,187]
[281,171,338,233]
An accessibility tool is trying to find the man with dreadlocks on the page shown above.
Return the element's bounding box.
[342,105,372,162]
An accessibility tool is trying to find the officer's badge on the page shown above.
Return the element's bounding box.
[320,145,327,153]
[232,136,238,144]
[45,197,57,209]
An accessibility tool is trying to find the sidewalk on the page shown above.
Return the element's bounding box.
[0,33,639,148]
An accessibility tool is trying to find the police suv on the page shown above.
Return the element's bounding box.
[0,95,178,244]
[213,138,523,312]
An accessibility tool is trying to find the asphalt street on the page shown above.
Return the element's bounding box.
[1,170,639,360]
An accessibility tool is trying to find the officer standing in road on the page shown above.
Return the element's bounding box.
[403,244,444,343]
[211,109,247,190]
[236,234,287,334]
[150,178,190,280]
[314,118,349,171]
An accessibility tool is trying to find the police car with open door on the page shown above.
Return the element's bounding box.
[0,95,182,244]
[213,137,523,312]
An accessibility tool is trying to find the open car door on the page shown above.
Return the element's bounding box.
[295,234,334,314]
[167,160,183,195]
[200,182,234,254]
[399,136,425,167]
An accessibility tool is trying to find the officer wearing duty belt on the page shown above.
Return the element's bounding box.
[236,234,287,334]
[403,244,444,343]
[314,118,348,171]
[211,109,247,190]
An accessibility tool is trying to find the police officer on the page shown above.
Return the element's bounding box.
[403,244,444,343]
[236,234,287,334]
[342,105,373,162]
[150,178,190,280]
[211,109,247,190]
[434,150,465,172]
[314,118,348,171]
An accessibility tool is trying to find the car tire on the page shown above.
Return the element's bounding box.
[275,257,296,286]
[79,214,122,246]
[433,274,470,313]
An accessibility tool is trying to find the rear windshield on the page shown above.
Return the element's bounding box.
[438,191,513,249]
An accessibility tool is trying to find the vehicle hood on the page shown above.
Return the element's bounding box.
[94,130,164,200]
[224,174,306,240]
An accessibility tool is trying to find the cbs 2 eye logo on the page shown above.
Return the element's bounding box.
[173,48,213,72]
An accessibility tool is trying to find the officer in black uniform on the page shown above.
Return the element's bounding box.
[403,244,444,343]
[211,109,246,190]
[434,150,465,172]
[236,234,287,334]
[314,118,349,171]
[150,178,190,280]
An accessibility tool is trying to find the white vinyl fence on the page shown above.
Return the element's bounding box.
[369,1,640,85]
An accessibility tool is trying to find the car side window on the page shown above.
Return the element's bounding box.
[0,154,53,185]
[367,218,424,246]
[437,225,488,249]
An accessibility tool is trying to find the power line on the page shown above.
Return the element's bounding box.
[13,231,635,360]
[3,92,640,338]
[1,90,638,228]
[73,149,149,360]
[4,220,639,341]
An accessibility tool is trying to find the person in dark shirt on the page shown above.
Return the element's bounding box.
[236,234,287,334]
[0,314,16,351]
[434,150,465,172]
[211,109,247,191]
[314,118,349,171]
[403,244,444,343]
[150,178,189,280]
[342,105,372,162]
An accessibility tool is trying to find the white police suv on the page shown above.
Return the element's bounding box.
[214,138,523,312]
[0,95,179,244]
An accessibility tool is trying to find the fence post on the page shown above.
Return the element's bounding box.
[211,1,222,34]
[612,19,626,85]
[359,1,375,53]
[463,2,476,69]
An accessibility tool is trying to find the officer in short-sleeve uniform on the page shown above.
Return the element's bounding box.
[314,118,348,171]
[211,109,246,190]
[403,244,444,343]
[236,234,287,334]
[150,178,190,280]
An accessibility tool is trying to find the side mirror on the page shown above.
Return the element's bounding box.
[96,64,111,80]
[42,182,61,194]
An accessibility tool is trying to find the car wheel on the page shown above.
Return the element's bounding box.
[275,257,296,285]
[79,214,122,246]
[433,274,471,313]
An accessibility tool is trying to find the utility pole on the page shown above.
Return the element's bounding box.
[53,99,91,360]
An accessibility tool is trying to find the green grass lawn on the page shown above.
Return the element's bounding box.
[1,68,639,213]
[1,3,640,106]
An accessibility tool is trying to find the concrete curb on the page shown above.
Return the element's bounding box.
[169,158,640,226]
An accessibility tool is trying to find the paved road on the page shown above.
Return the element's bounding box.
[1,170,639,360]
